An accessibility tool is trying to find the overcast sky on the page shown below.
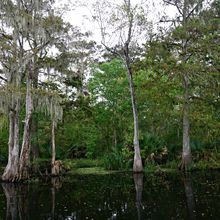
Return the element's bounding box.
[55,0,177,42]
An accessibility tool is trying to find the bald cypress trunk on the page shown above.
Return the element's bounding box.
[31,116,39,160]
[51,119,56,176]
[180,73,192,171]
[179,0,192,171]
[31,49,40,161]
[126,65,143,173]
[123,0,143,173]
[19,66,33,180]
[2,97,20,182]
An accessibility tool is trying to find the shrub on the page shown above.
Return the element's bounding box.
[103,148,132,170]
[140,133,166,160]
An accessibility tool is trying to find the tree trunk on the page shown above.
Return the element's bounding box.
[180,73,192,171]
[126,66,143,172]
[178,0,192,172]
[51,119,62,176]
[123,0,143,173]
[2,111,15,181]
[31,57,40,160]
[2,98,20,182]
[31,116,40,160]
[19,68,33,180]
[51,119,57,176]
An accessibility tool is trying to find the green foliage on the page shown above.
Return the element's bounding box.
[140,133,165,155]
[144,162,158,173]
[62,159,102,170]
[0,127,8,163]
[103,148,133,171]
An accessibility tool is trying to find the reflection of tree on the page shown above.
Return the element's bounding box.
[133,173,143,220]
[51,177,63,219]
[2,183,18,220]
[2,183,29,220]
[182,174,196,220]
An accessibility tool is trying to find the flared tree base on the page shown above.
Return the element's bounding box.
[2,170,18,182]
[133,158,143,173]
[179,154,192,172]
[18,165,30,181]
[51,160,62,176]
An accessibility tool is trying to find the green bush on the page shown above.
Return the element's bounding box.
[140,133,166,159]
[103,148,132,171]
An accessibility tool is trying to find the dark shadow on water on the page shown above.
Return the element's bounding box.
[51,177,62,220]
[182,174,196,220]
[133,173,143,220]
[1,171,220,219]
[1,183,29,220]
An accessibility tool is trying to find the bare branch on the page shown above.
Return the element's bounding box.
[186,0,205,20]
[163,0,183,16]
[0,75,7,82]
[101,42,121,57]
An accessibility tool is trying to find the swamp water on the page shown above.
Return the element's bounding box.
[0,171,220,219]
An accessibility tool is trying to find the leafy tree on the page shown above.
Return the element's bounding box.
[92,0,151,172]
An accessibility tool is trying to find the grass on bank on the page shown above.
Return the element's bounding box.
[63,157,220,175]
[31,158,118,175]
[1,156,220,178]
[62,159,118,175]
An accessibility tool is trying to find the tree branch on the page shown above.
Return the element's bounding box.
[0,75,7,82]
[163,0,183,16]
[186,0,204,20]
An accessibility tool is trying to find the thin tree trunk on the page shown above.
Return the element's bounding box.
[31,52,40,160]
[100,0,143,171]
[51,119,56,176]
[126,65,143,172]
[19,67,33,180]
[31,116,39,160]
[179,0,192,171]
[180,73,192,171]
[113,115,117,148]
[123,0,143,172]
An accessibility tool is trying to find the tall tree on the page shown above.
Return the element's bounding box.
[93,0,150,172]
[162,0,210,170]
[0,0,25,181]
[0,0,69,181]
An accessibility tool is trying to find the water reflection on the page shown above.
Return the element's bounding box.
[182,174,196,220]
[133,173,143,220]
[51,177,62,219]
[2,183,29,220]
[2,183,18,220]
[0,172,220,219]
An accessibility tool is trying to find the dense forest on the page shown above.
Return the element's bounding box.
[0,0,219,182]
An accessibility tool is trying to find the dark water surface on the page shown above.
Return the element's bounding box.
[0,171,220,219]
